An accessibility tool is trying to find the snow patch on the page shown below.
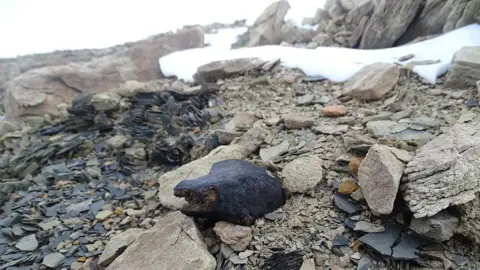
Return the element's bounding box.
[159,24,480,84]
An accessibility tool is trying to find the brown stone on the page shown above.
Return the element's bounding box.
[213,221,253,252]
[322,105,347,117]
[338,180,359,195]
[348,157,364,175]
[283,113,314,129]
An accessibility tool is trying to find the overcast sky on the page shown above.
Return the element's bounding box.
[0,0,323,58]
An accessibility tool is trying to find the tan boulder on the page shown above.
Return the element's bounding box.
[4,28,204,121]
[106,211,216,270]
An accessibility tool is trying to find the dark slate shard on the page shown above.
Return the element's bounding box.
[333,235,349,247]
[391,232,432,260]
[302,76,325,82]
[344,219,357,230]
[333,193,362,215]
[465,98,479,108]
[89,200,105,215]
[262,251,304,270]
[359,221,402,256]
[0,232,11,245]
[174,159,286,226]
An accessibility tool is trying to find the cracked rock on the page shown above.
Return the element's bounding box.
[358,144,405,215]
[402,123,480,218]
[410,211,459,242]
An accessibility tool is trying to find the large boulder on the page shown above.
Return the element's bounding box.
[106,211,216,270]
[233,1,290,47]
[445,46,480,89]
[4,28,205,121]
[402,122,480,218]
[359,0,424,49]
[397,0,480,45]
[341,62,400,101]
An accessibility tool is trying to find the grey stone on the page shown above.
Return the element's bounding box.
[313,125,348,135]
[281,155,323,193]
[333,193,363,214]
[99,228,145,266]
[43,253,66,268]
[445,46,480,89]
[391,232,431,260]
[357,256,374,270]
[366,120,407,137]
[410,211,459,242]
[216,130,243,145]
[230,254,248,264]
[402,123,480,218]
[196,58,264,83]
[283,113,314,129]
[359,144,405,215]
[359,221,401,256]
[359,0,423,49]
[343,63,400,101]
[300,258,316,270]
[0,120,18,136]
[260,140,290,162]
[38,219,62,231]
[354,221,385,233]
[456,195,480,244]
[106,212,216,270]
[15,234,38,251]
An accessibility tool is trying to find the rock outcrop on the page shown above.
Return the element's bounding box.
[4,28,205,121]
[445,46,480,89]
[106,211,216,270]
[402,122,480,218]
[233,0,290,47]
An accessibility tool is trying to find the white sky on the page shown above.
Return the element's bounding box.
[0,0,324,58]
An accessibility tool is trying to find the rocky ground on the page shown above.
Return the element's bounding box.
[0,51,479,269]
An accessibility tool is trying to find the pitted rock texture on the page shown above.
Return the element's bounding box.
[456,194,480,244]
[402,122,480,218]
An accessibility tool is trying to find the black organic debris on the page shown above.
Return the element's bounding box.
[174,159,287,225]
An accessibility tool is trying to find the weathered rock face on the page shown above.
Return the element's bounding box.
[158,127,267,210]
[410,211,459,242]
[359,0,423,49]
[99,228,144,266]
[4,28,205,121]
[397,0,480,45]
[106,211,216,270]
[456,194,480,244]
[233,0,290,47]
[195,58,264,83]
[342,62,400,101]
[402,123,480,218]
[445,46,480,89]
[281,155,323,193]
[358,144,405,216]
[174,159,286,225]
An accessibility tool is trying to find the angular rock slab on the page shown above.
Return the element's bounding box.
[158,127,267,210]
[358,144,405,215]
[106,211,216,270]
[99,228,145,266]
[195,58,264,83]
[174,159,286,225]
[445,46,480,89]
[342,62,400,101]
[402,122,480,218]
[410,211,459,242]
[456,194,480,244]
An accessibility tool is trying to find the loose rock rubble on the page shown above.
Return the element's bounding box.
[0,8,480,270]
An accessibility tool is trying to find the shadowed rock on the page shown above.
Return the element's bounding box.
[173,159,286,225]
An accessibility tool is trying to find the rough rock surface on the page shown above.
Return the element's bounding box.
[402,122,480,218]
[106,211,216,270]
[359,0,423,49]
[4,28,205,121]
[281,155,323,193]
[456,194,480,244]
[233,0,290,47]
[195,58,264,83]
[213,221,253,251]
[445,46,480,89]
[358,144,405,215]
[158,127,267,210]
[410,211,459,242]
[342,63,400,101]
[99,228,144,266]
[397,0,480,45]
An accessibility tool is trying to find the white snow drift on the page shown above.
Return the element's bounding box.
[159,23,480,84]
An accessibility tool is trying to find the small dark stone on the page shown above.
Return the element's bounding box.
[174,159,286,225]
[359,221,402,256]
[333,235,349,247]
[391,232,431,260]
[333,193,362,215]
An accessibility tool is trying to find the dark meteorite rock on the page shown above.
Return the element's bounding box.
[173,159,286,225]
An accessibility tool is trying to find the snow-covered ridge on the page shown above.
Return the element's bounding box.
[159,24,480,84]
